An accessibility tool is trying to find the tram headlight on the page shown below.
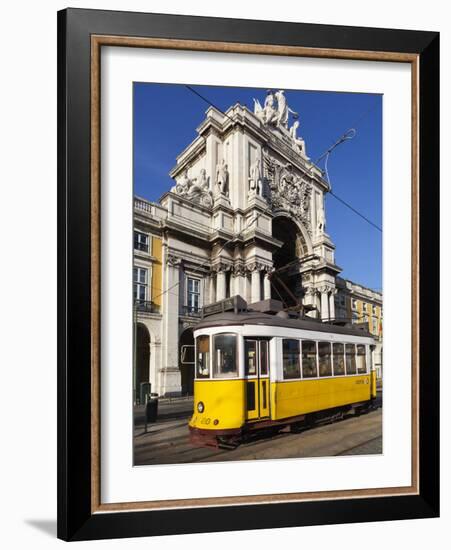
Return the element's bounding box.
[197,401,205,413]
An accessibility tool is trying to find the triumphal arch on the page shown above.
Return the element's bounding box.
[135,90,341,395]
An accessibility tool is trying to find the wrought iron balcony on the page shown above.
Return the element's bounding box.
[134,300,160,314]
[180,305,202,317]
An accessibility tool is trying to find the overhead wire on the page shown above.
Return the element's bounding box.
[187,84,382,234]
[150,86,381,304]
[318,128,383,233]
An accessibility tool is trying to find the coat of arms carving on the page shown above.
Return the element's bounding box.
[262,150,312,234]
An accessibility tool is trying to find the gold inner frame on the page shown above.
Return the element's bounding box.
[90,35,419,514]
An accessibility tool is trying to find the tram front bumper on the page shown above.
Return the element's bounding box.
[189,425,242,448]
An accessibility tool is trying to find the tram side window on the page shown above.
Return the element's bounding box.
[318,342,332,377]
[213,334,238,378]
[196,335,210,378]
[356,344,367,374]
[345,344,357,375]
[333,343,345,376]
[282,339,301,379]
[302,340,317,378]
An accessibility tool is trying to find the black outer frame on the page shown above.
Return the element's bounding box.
[57,8,439,542]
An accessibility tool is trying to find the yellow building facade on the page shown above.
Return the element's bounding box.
[335,277,383,379]
[133,200,164,403]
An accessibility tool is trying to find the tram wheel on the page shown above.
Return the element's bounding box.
[217,436,240,450]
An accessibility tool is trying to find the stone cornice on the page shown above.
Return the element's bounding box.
[170,136,206,176]
[133,215,163,234]
[162,219,212,244]
[133,251,160,264]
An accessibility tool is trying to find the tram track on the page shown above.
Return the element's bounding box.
[134,407,382,465]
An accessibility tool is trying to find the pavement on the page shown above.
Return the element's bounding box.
[133,392,382,466]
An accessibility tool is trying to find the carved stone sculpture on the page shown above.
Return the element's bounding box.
[253,91,278,126]
[263,150,312,234]
[248,158,262,197]
[171,168,213,208]
[289,120,307,156]
[173,169,194,195]
[317,203,326,234]
[215,159,229,196]
[275,90,298,128]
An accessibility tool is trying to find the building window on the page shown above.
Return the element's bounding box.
[373,304,378,315]
[133,267,148,302]
[351,298,358,310]
[134,230,149,253]
[282,339,301,379]
[372,317,378,334]
[187,277,201,313]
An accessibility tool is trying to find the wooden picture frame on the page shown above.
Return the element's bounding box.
[57,8,439,541]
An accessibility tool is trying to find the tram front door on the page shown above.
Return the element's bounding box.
[244,339,270,421]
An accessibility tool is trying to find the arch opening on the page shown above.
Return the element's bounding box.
[135,323,150,404]
[271,216,308,307]
[179,327,195,396]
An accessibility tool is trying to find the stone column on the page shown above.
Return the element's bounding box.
[251,268,261,303]
[329,289,336,321]
[161,252,181,395]
[263,272,272,300]
[303,285,316,318]
[229,272,236,297]
[149,339,161,395]
[320,287,329,321]
[234,269,246,300]
[208,273,216,305]
[216,269,226,301]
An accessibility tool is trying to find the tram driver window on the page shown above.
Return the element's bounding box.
[333,343,345,375]
[318,342,332,377]
[282,339,300,379]
[302,340,317,378]
[345,344,357,375]
[213,334,238,378]
[356,344,367,374]
[196,335,210,378]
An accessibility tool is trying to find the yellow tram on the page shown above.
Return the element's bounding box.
[189,297,377,447]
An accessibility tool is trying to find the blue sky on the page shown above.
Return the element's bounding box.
[134,83,382,291]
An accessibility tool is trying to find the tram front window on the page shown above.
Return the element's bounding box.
[196,335,210,378]
[213,334,238,378]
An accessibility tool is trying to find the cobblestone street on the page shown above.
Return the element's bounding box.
[133,395,382,465]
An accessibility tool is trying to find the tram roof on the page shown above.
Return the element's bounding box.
[194,310,374,339]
